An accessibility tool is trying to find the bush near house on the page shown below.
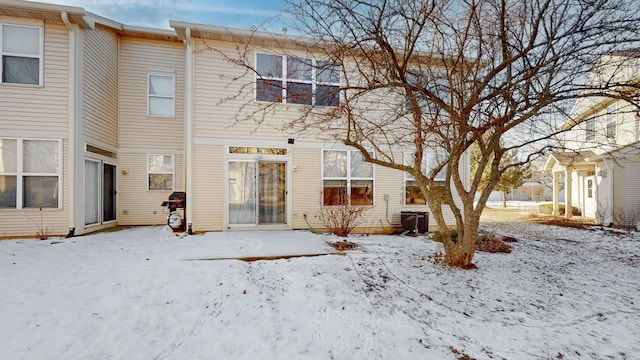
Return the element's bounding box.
[539,203,582,216]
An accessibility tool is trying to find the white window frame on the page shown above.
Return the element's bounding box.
[0,138,62,209]
[147,73,175,118]
[0,23,44,86]
[585,118,595,141]
[403,150,447,205]
[606,104,617,140]
[147,154,174,191]
[255,53,340,107]
[321,149,374,206]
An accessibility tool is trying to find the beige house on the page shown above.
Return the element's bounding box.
[0,0,468,237]
[545,53,640,224]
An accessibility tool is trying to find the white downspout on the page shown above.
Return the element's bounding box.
[185,27,195,234]
[61,12,78,237]
[603,157,614,225]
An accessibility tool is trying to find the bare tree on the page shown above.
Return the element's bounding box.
[216,0,640,268]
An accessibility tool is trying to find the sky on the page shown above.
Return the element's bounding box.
[42,0,291,31]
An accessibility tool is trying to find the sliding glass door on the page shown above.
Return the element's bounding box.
[228,161,286,225]
[85,160,116,226]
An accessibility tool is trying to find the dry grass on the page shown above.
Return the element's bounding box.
[525,213,596,229]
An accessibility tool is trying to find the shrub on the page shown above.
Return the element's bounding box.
[614,206,640,230]
[317,205,370,237]
[539,203,581,216]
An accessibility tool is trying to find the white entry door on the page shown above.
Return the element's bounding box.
[583,175,596,218]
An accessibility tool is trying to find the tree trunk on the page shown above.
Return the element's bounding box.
[440,217,478,269]
[502,191,507,208]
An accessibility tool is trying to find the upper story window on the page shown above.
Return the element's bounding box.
[148,74,175,117]
[606,104,617,139]
[0,138,61,209]
[404,150,447,205]
[1,24,43,86]
[322,149,373,206]
[147,154,174,191]
[256,53,340,107]
[585,118,595,141]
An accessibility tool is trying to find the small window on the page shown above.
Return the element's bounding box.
[0,138,60,209]
[585,118,595,141]
[1,24,43,85]
[587,179,593,198]
[147,154,174,191]
[606,105,617,139]
[148,74,175,117]
[256,53,340,107]
[322,149,373,206]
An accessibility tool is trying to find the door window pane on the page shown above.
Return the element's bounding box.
[0,175,17,208]
[23,176,58,208]
[228,162,257,224]
[103,164,116,222]
[85,160,99,225]
[258,162,286,224]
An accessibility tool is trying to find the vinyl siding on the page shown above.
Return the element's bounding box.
[291,147,456,232]
[622,161,640,212]
[82,25,119,148]
[192,144,224,232]
[0,140,69,237]
[117,151,184,225]
[193,40,310,142]
[119,37,185,150]
[0,21,69,135]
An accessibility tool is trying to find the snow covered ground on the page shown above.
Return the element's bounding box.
[1,224,639,359]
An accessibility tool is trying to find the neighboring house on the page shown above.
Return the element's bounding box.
[0,0,469,237]
[545,53,640,224]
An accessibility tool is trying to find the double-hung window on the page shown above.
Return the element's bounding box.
[322,150,373,206]
[256,53,340,106]
[147,154,174,191]
[404,151,447,205]
[1,23,43,86]
[606,105,617,139]
[585,118,595,141]
[0,139,60,209]
[148,74,175,117]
